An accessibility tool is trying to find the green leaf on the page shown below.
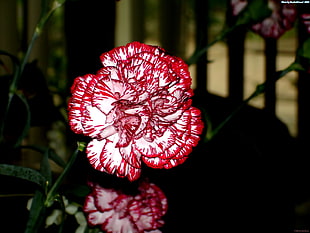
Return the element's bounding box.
[288,62,305,72]
[0,164,47,188]
[1,92,31,148]
[297,37,310,60]
[294,38,310,73]
[0,50,21,95]
[25,190,46,233]
[48,149,67,168]
[236,0,272,26]
[12,93,31,148]
[0,50,20,72]
[40,149,52,190]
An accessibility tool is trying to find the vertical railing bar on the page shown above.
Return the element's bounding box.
[227,27,246,104]
[194,0,208,96]
[131,0,145,43]
[264,38,277,116]
[21,0,29,53]
[158,0,183,57]
[226,0,246,104]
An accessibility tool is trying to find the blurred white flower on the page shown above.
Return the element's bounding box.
[45,209,62,227]
[26,198,33,211]
[27,196,88,232]
[74,211,87,233]
[65,203,79,215]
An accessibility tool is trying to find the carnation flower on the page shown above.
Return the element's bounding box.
[83,181,168,233]
[231,0,297,39]
[68,42,204,181]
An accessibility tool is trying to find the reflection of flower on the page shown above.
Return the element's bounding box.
[83,181,168,233]
[68,42,204,181]
[231,0,297,39]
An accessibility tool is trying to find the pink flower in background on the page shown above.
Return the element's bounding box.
[231,0,297,39]
[251,0,296,38]
[83,181,168,233]
[300,14,310,34]
[231,0,247,16]
[68,42,204,181]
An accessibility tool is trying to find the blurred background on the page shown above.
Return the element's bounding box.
[0,0,306,138]
[1,0,310,232]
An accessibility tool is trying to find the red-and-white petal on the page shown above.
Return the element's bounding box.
[142,107,203,169]
[87,136,141,181]
[100,42,160,67]
[135,128,176,157]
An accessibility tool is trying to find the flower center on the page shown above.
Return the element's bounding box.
[110,100,145,147]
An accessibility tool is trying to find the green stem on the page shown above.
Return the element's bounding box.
[44,148,79,207]
[25,190,46,233]
[17,1,63,92]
